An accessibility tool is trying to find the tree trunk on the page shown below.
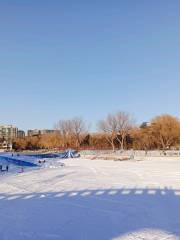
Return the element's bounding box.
[121,137,124,150]
[111,142,115,152]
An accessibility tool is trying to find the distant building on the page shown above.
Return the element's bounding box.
[40,129,56,135]
[17,130,25,139]
[27,129,56,137]
[0,125,18,142]
[27,129,41,137]
[0,125,18,149]
[140,122,151,128]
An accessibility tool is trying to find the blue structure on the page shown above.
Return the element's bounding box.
[0,156,38,167]
[0,155,38,167]
[25,150,79,159]
[0,149,80,169]
[25,153,61,159]
[61,150,80,159]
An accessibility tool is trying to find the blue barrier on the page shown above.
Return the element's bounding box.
[25,150,79,159]
[0,150,79,168]
[0,155,38,167]
[25,153,61,159]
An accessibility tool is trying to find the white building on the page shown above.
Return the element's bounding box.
[0,125,18,149]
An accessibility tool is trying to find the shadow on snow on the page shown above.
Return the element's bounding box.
[0,187,180,239]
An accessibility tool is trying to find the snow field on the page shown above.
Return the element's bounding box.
[0,158,180,239]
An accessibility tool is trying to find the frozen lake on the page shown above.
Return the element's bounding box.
[0,158,180,239]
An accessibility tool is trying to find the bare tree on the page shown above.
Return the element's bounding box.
[70,117,87,148]
[55,117,87,149]
[150,115,180,150]
[55,120,72,148]
[115,111,134,150]
[98,114,118,151]
[131,127,156,150]
[39,133,61,149]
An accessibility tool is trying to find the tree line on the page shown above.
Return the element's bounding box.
[12,113,180,151]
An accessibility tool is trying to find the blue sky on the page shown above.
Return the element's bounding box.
[1,1,180,131]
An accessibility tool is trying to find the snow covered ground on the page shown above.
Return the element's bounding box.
[0,158,180,239]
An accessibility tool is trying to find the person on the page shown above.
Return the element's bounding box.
[0,165,2,172]
[6,165,9,172]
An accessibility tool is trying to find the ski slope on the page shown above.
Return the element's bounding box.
[0,158,180,239]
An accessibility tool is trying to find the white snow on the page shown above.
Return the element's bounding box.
[0,158,180,239]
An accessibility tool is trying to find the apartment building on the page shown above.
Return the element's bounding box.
[0,125,18,149]
[40,129,56,135]
[27,129,56,137]
[0,125,18,142]
[17,130,25,139]
[27,129,41,137]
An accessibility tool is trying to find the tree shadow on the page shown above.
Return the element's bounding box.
[0,187,180,239]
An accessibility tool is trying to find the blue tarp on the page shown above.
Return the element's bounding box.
[25,150,79,159]
[0,155,38,167]
[61,150,80,159]
[25,153,61,159]
[0,150,79,168]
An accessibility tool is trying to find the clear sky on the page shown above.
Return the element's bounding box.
[1,0,180,131]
